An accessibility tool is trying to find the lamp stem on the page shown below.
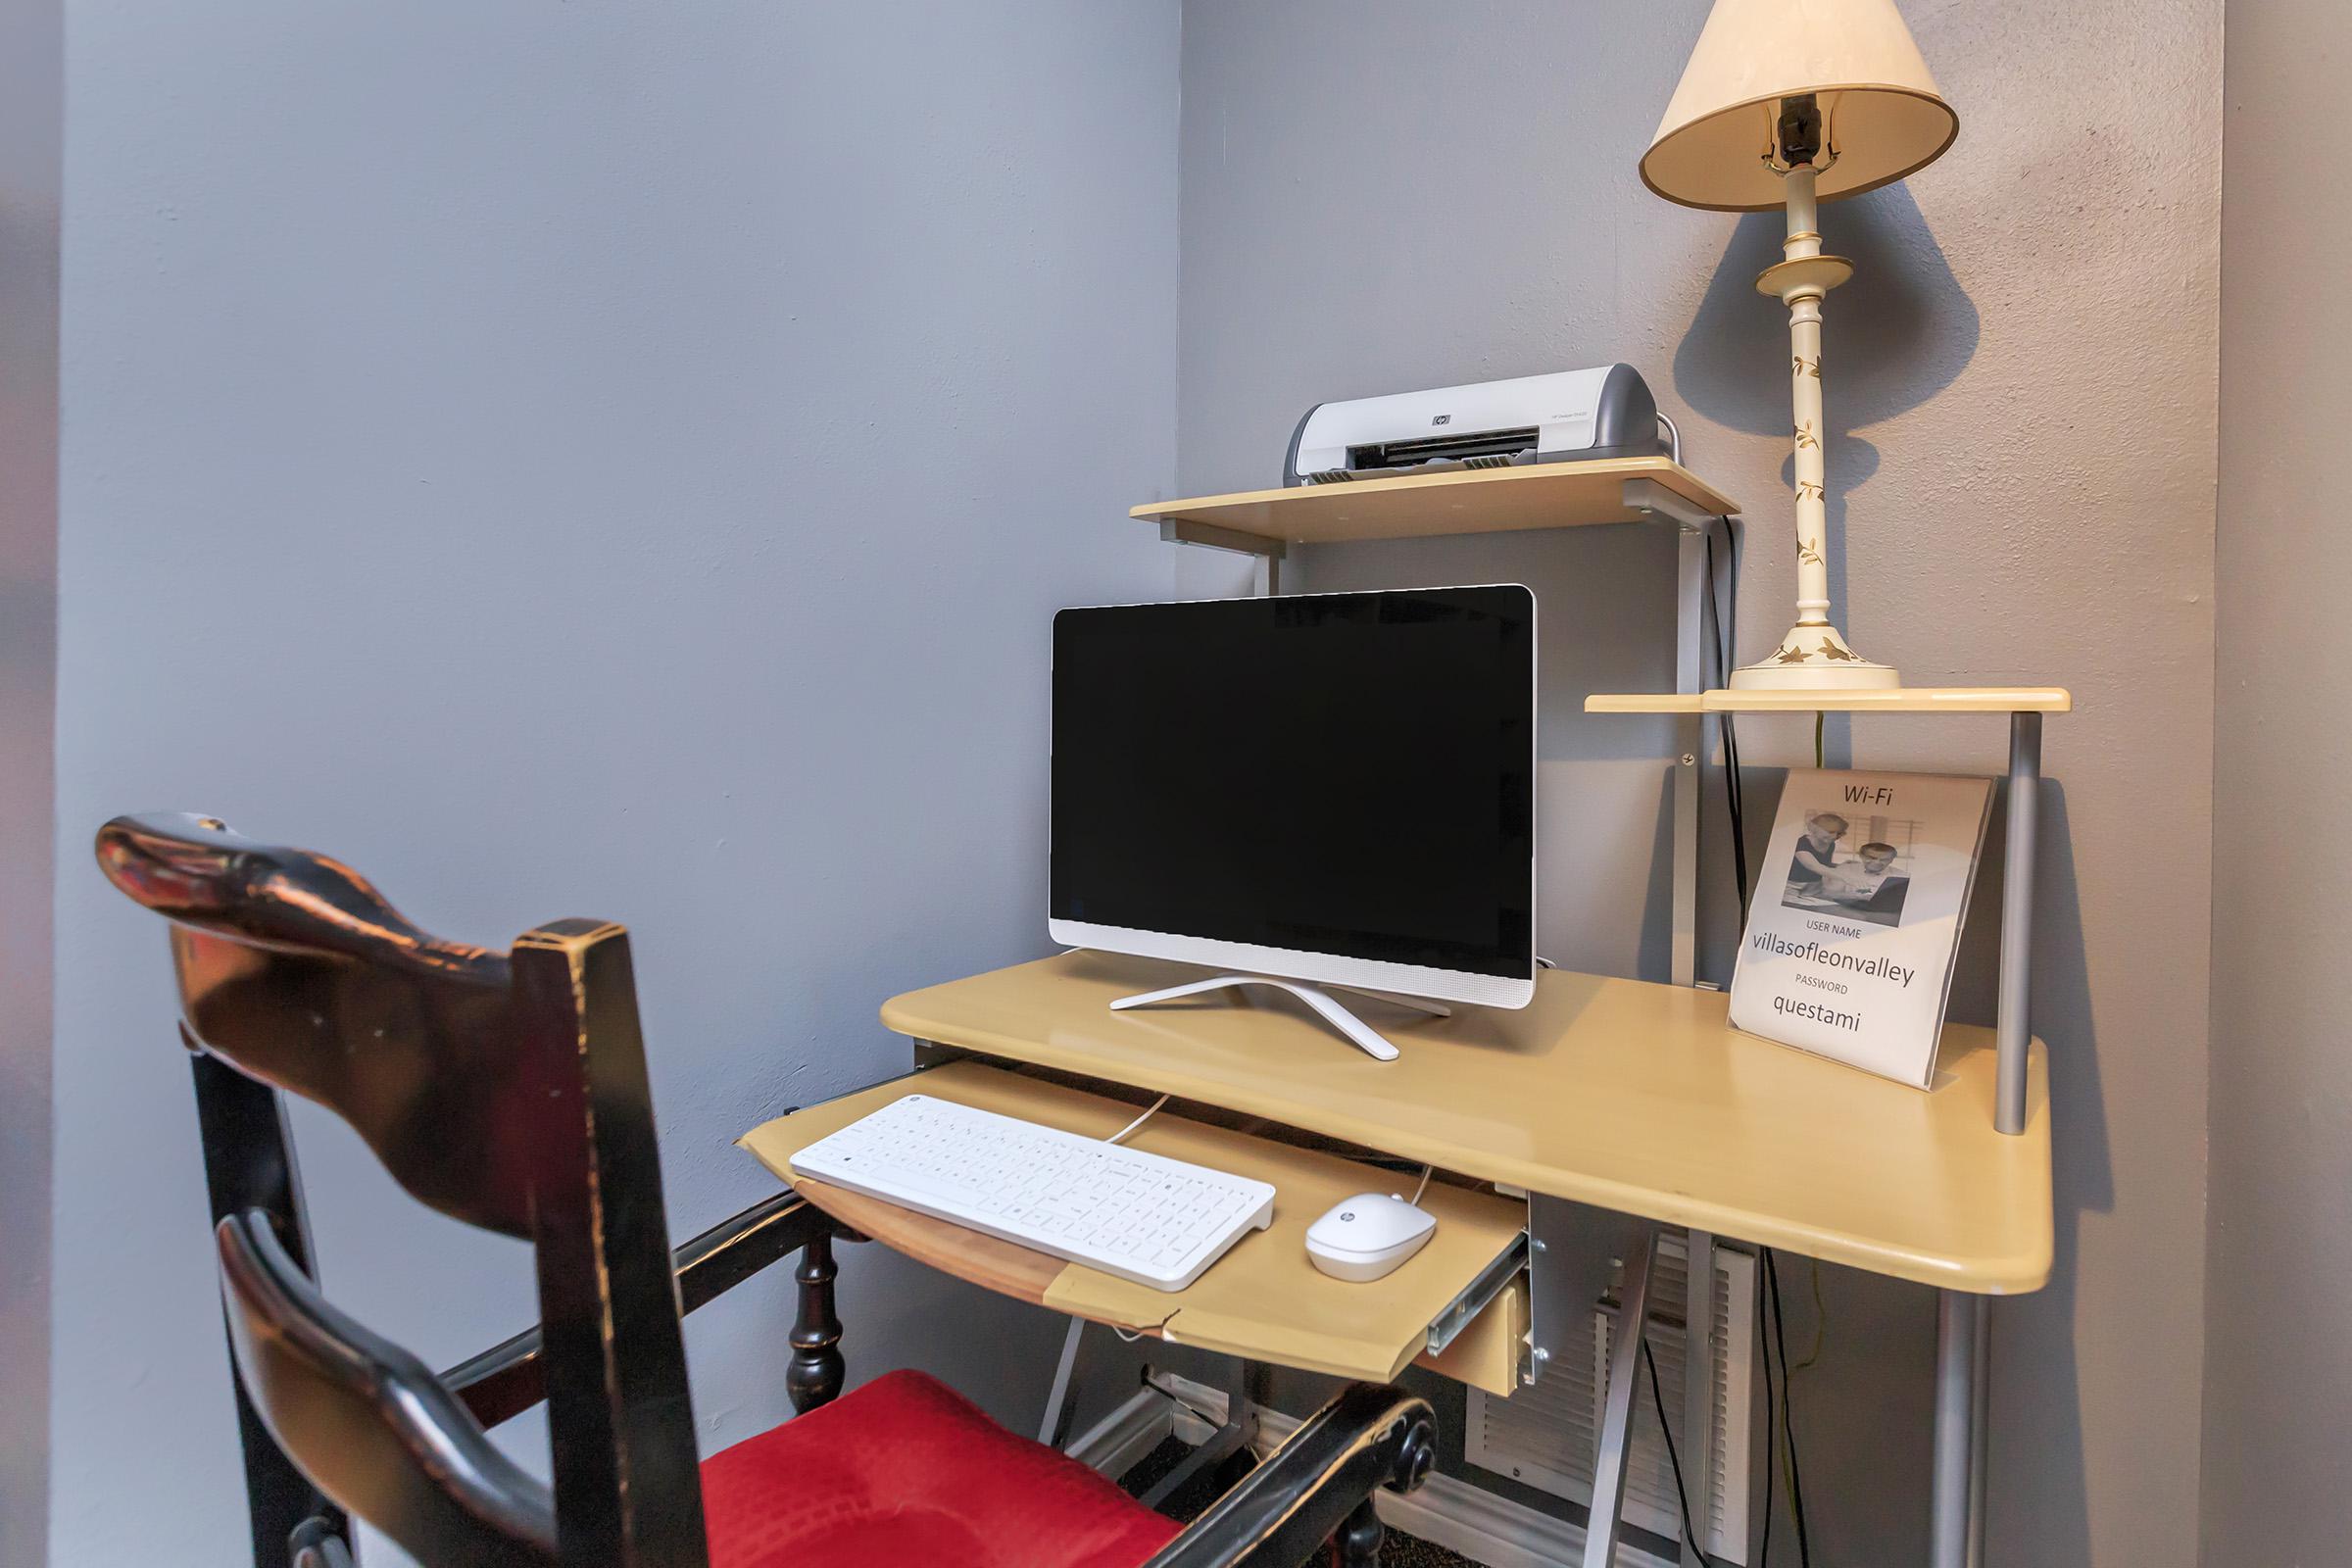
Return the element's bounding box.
[1784,167,1832,628]
[1727,165,1898,689]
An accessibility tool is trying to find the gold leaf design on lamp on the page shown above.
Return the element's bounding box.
[1791,355,1821,378]
[1795,480,1824,503]
[1793,421,1819,450]
[1797,538,1824,565]
[1774,643,1810,664]
[1819,639,1864,662]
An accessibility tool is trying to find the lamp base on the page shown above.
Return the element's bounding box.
[1729,623,1901,690]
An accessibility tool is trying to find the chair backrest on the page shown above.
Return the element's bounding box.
[96,813,710,1568]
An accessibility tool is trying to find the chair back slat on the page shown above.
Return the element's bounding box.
[514,921,709,1567]
[189,1050,350,1563]
[215,1209,559,1567]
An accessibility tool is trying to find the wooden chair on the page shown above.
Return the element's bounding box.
[96,812,1436,1568]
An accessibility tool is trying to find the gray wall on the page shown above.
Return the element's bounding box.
[46,3,1177,1561]
[27,5,2303,1563]
[0,0,58,1561]
[1177,2,2221,1562]
[2201,0,2352,1558]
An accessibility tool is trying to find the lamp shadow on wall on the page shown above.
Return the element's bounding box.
[1669,182,1979,752]
[1676,194,2105,1556]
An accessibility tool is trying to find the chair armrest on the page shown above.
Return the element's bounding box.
[674,1191,833,1314]
[446,1192,832,1428]
[1141,1383,1436,1568]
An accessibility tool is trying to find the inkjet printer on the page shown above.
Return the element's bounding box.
[1284,364,1662,486]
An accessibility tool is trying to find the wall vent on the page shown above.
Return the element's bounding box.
[1465,1236,1756,1563]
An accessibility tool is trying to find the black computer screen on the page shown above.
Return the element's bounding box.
[1051,585,1534,980]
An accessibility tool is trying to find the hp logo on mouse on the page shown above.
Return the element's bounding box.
[1431,415,1452,425]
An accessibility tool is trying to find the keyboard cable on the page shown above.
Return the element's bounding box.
[1104,1094,1171,1147]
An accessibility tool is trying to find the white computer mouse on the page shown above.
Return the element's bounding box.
[1305,1193,1437,1282]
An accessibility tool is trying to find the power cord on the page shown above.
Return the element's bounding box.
[1764,1249,1815,1567]
[1642,1334,1719,1568]
[1704,517,1750,915]
[1758,1268,1778,1568]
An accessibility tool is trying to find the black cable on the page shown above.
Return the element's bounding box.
[1704,518,1751,915]
[1642,1334,1718,1568]
[1764,1250,1814,1568]
[1721,524,1748,914]
[1756,1258,1776,1568]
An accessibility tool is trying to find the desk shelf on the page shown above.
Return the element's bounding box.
[1587,686,2073,715]
[1131,457,1740,546]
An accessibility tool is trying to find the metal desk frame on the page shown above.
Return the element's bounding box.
[1152,416,2042,1568]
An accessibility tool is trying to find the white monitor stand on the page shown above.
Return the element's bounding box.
[1106,974,1449,1062]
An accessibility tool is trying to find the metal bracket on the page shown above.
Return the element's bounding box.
[1524,1193,1576,1388]
[1621,477,1719,533]
[1157,517,1288,561]
[1158,517,1288,594]
[1140,1357,1255,1508]
[1425,1233,1529,1356]
[909,1037,968,1072]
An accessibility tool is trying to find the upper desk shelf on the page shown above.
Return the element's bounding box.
[1588,688,2074,715]
[1130,456,1741,546]
[1129,460,2069,718]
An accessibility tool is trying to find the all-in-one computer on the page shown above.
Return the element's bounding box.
[1051,584,1538,1059]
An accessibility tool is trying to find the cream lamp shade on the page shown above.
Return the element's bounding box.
[1641,0,1957,211]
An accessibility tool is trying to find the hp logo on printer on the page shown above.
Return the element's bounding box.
[1431,414,1452,425]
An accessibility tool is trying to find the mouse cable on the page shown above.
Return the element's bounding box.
[1104,1094,1170,1147]
[1408,1165,1433,1204]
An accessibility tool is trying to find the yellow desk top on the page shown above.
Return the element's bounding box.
[881,954,2053,1295]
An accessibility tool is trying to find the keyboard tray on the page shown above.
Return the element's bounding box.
[739,1060,1527,1392]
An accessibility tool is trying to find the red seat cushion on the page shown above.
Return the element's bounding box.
[702,1369,1183,1568]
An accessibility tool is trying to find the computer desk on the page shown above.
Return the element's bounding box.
[739,949,2052,1567]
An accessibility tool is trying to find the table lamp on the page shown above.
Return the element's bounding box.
[1642,0,1956,689]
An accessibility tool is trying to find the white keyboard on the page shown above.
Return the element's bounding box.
[789,1094,1276,1291]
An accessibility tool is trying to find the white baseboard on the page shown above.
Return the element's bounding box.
[1148,1372,1676,1568]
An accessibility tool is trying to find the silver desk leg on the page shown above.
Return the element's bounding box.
[1584,1226,1660,1568]
[1932,1292,1982,1568]
[1681,1230,1717,1568]
[1967,1301,1989,1568]
[1672,528,1704,989]
[1996,712,2040,1135]
[1039,1317,1087,1447]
